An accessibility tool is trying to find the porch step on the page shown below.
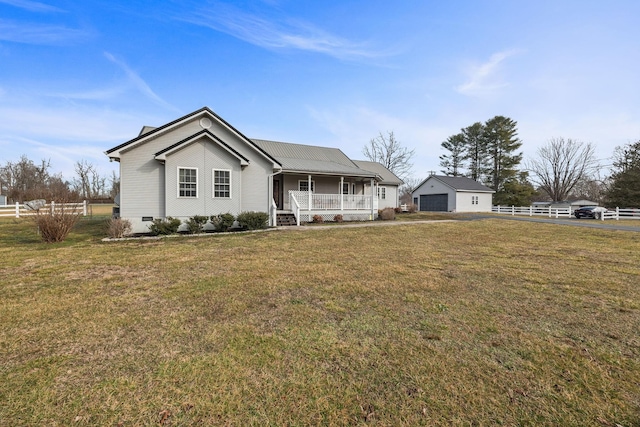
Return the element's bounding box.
[276,213,297,226]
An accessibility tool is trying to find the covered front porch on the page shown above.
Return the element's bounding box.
[287,190,378,224]
[271,174,380,226]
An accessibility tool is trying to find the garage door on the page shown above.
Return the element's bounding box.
[420,194,448,211]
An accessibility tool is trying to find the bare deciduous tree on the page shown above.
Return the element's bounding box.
[108,170,120,200]
[0,155,77,202]
[526,138,597,202]
[73,160,108,199]
[363,131,415,181]
[398,176,422,204]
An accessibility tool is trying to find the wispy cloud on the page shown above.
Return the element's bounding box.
[0,0,63,13]
[0,104,157,177]
[456,50,520,96]
[104,52,180,113]
[47,86,127,102]
[0,19,91,44]
[179,3,385,60]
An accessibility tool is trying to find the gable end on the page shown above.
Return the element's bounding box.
[154,130,250,166]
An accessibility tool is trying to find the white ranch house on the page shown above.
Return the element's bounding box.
[105,107,402,233]
[411,175,494,212]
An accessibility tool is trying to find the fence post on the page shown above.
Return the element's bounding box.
[15,202,20,218]
[616,207,619,220]
[51,200,55,214]
[83,200,87,216]
[511,205,515,216]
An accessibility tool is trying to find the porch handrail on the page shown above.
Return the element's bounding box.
[270,198,277,227]
[289,191,301,226]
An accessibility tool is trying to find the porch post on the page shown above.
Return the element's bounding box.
[308,174,312,222]
[340,177,344,211]
[370,178,375,220]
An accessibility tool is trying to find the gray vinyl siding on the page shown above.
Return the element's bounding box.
[118,116,273,233]
[413,179,456,212]
[240,158,271,213]
[119,143,166,234]
[377,185,399,209]
[412,176,493,212]
[164,139,242,217]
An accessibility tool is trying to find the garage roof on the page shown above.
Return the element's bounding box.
[414,175,495,193]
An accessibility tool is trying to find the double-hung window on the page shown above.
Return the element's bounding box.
[298,180,315,192]
[213,169,231,198]
[377,186,386,200]
[178,168,197,198]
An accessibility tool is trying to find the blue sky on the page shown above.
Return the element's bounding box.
[1,0,639,182]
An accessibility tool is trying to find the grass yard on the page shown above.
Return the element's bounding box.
[0,217,639,426]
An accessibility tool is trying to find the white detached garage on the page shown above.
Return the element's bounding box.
[411,175,494,212]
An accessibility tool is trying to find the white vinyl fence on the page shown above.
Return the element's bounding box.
[0,201,88,218]
[492,205,640,221]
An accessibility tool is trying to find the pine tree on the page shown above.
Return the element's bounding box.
[606,141,640,207]
[483,116,523,196]
[462,122,487,182]
[439,133,466,176]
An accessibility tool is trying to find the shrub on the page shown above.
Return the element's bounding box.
[148,217,181,235]
[106,217,132,238]
[312,214,324,223]
[184,215,208,234]
[236,211,269,230]
[210,213,235,232]
[394,207,402,214]
[32,203,82,243]
[408,203,418,213]
[379,207,396,221]
[333,214,343,223]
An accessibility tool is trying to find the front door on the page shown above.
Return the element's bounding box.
[273,179,282,209]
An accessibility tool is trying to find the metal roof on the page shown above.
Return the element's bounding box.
[252,139,378,178]
[352,160,403,185]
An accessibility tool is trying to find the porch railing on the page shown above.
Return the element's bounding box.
[288,191,375,210]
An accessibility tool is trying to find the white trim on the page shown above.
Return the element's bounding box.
[177,167,198,198]
[342,181,353,195]
[154,134,249,166]
[212,168,232,199]
[109,109,277,167]
[298,179,315,192]
[377,186,386,200]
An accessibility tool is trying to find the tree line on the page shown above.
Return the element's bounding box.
[0,156,118,204]
[363,118,639,208]
[438,116,535,205]
[438,116,640,207]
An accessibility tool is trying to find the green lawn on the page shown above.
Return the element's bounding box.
[0,217,638,425]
